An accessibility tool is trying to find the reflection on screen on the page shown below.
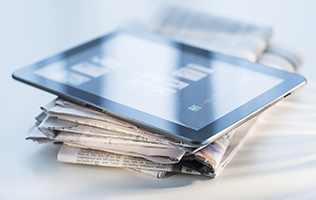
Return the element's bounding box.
[34,33,283,130]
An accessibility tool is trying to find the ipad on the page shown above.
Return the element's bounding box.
[12,30,306,147]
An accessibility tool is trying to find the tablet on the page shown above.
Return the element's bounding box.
[12,30,306,147]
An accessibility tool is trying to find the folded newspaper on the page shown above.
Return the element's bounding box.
[26,6,304,178]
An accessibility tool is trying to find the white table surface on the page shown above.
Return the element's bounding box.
[1,1,316,199]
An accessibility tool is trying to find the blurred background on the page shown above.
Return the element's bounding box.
[1,0,316,80]
[1,1,316,199]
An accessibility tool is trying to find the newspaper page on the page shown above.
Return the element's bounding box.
[145,6,303,72]
[27,99,235,177]
[32,116,186,164]
[145,6,272,62]
[57,138,232,178]
[56,130,235,178]
[41,99,194,150]
[27,111,254,178]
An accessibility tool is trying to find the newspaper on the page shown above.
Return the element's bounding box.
[146,6,272,62]
[55,117,260,178]
[26,6,304,178]
[26,95,262,177]
[145,6,303,71]
[27,106,258,178]
[31,115,186,164]
[28,115,235,177]
[28,97,235,161]
[41,99,194,150]
[27,104,257,178]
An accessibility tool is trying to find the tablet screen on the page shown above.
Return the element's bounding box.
[13,30,306,145]
[33,33,283,131]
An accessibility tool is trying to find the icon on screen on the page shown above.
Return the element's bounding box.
[188,105,202,112]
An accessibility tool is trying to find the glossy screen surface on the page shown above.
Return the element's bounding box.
[33,33,283,131]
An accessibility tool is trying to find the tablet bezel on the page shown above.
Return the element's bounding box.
[12,30,307,147]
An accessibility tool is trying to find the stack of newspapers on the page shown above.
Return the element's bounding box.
[26,6,304,178]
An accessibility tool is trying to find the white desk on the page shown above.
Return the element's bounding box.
[1,1,316,199]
